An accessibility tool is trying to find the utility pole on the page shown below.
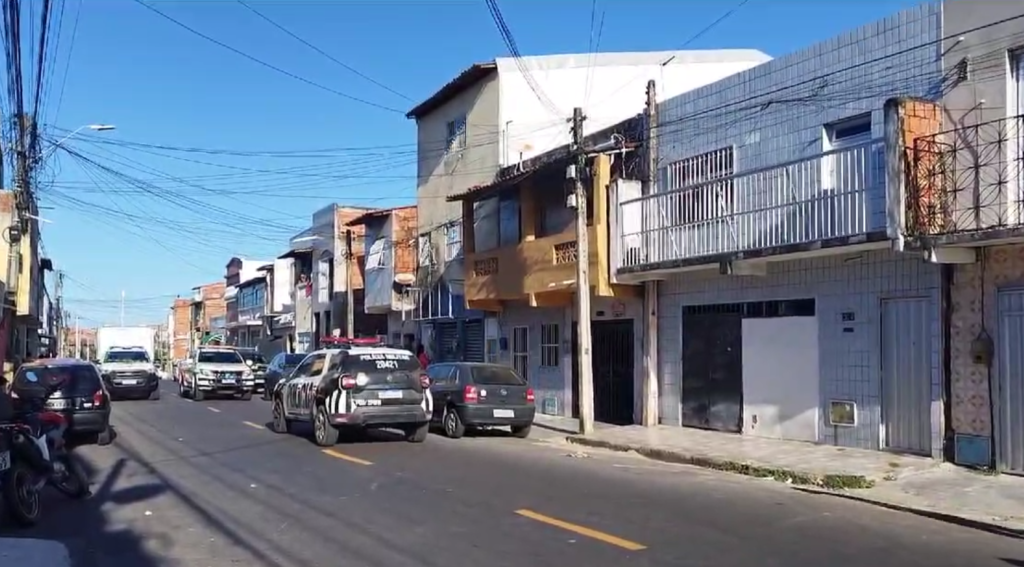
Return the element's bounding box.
[345,229,355,339]
[120,290,125,326]
[54,271,65,357]
[75,315,81,359]
[641,80,660,427]
[570,107,595,436]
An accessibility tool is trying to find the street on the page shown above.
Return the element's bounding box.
[0,382,1020,567]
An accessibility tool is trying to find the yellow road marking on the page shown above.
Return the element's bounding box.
[514,509,647,551]
[207,407,221,413]
[242,421,264,430]
[322,449,373,466]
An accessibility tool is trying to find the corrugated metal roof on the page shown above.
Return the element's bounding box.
[406,62,497,120]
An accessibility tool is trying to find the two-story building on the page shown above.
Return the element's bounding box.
[223,257,270,346]
[611,2,985,460]
[171,298,191,361]
[899,1,1024,472]
[234,274,267,348]
[283,204,380,352]
[190,281,226,348]
[406,49,773,364]
[449,118,645,421]
[345,206,418,348]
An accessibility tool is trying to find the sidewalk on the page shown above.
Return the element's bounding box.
[0,538,71,567]
[533,414,1024,534]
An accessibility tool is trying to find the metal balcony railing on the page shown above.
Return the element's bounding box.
[907,114,1024,236]
[617,140,885,270]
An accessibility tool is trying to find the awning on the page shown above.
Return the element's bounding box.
[277,248,313,260]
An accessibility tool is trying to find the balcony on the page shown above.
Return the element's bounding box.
[907,114,1024,239]
[616,140,886,273]
[464,227,602,308]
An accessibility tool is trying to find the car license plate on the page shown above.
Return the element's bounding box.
[221,377,236,384]
[120,379,139,385]
[47,399,72,410]
[377,390,403,399]
[493,409,515,418]
[0,450,10,472]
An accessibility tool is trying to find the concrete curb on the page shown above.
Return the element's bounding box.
[0,538,71,567]
[564,435,874,489]
[792,487,1024,539]
[530,418,580,436]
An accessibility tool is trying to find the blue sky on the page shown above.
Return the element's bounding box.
[43,0,922,326]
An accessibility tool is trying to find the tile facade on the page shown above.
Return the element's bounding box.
[949,244,1024,439]
[658,250,943,455]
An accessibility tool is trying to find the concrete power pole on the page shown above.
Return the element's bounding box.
[570,107,595,436]
[345,229,355,339]
[120,290,125,326]
[75,315,81,359]
[641,80,660,427]
[55,271,64,357]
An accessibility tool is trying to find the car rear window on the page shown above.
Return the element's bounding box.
[470,366,526,386]
[346,352,421,390]
[14,365,102,397]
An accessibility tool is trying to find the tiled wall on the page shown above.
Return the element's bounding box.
[950,245,1024,439]
[658,250,943,455]
[658,3,942,216]
[499,304,569,416]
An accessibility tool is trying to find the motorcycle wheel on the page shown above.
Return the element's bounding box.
[51,454,90,499]
[2,460,42,527]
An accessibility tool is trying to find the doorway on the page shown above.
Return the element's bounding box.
[570,320,636,425]
[881,297,932,455]
[680,306,743,433]
[997,289,1024,473]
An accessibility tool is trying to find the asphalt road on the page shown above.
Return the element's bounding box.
[3,381,1022,567]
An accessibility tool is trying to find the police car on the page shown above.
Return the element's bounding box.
[269,338,433,446]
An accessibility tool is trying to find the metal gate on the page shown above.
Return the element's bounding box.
[997,290,1024,473]
[433,321,459,363]
[463,319,485,362]
[881,297,932,455]
[592,320,635,425]
[680,308,743,433]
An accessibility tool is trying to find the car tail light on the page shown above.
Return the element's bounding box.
[93,390,105,406]
[525,388,535,403]
[339,374,357,389]
[419,374,431,389]
[464,385,478,403]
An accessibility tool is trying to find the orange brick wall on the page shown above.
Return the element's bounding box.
[336,207,369,290]
[898,98,944,234]
[172,298,191,360]
[199,282,226,329]
[392,207,418,276]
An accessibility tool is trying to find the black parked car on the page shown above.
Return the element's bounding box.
[10,358,114,446]
[260,352,306,400]
[426,362,535,439]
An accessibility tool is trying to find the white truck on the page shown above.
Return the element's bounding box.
[95,326,160,401]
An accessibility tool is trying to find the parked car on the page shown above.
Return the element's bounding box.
[426,362,535,439]
[261,352,306,401]
[9,358,115,446]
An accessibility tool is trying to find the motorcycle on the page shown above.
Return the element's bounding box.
[0,381,90,527]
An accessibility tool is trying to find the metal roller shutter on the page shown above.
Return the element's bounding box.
[434,321,459,363]
[463,319,485,363]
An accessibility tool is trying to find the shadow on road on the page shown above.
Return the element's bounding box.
[0,451,167,567]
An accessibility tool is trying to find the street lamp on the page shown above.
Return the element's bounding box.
[44,124,116,160]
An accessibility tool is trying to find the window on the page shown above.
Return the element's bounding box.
[104,350,150,363]
[367,237,387,269]
[446,115,467,154]
[540,324,560,367]
[826,114,872,149]
[445,221,463,261]
[498,193,521,245]
[197,350,244,364]
[418,234,434,267]
[512,326,529,382]
[663,146,735,225]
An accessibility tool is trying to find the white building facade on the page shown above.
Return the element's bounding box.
[616,3,949,456]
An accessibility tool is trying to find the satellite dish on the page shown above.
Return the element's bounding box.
[394,273,415,286]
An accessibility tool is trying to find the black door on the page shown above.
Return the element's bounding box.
[680,308,742,433]
[462,319,485,362]
[592,320,635,425]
